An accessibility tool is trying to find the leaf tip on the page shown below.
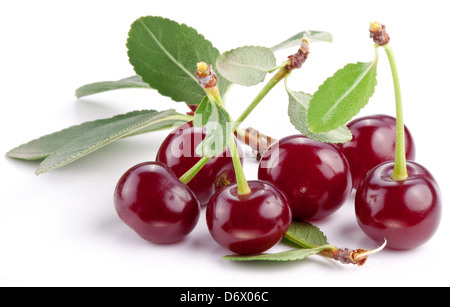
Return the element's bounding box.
[34,168,44,176]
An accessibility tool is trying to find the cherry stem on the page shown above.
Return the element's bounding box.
[178,156,210,185]
[232,67,290,132]
[228,134,251,195]
[327,238,387,266]
[179,50,304,187]
[179,67,289,187]
[353,238,387,261]
[205,86,224,108]
[232,36,309,132]
[382,43,408,181]
[228,66,292,195]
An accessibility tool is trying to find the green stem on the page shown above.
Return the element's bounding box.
[178,156,210,185]
[232,66,290,132]
[179,66,290,187]
[383,44,408,181]
[285,231,340,259]
[205,86,224,108]
[228,134,251,195]
[227,66,290,194]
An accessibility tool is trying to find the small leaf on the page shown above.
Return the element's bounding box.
[194,98,232,157]
[215,46,276,86]
[287,89,352,143]
[271,30,333,52]
[19,110,191,175]
[284,220,329,249]
[224,221,333,262]
[127,16,230,106]
[193,96,212,128]
[223,246,329,261]
[307,49,379,133]
[75,76,151,98]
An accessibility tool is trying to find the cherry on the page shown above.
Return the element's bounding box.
[258,135,352,220]
[114,161,200,244]
[354,25,442,250]
[339,114,416,189]
[156,121,242,205]
[206,180,292,255]
[355,161,442,250]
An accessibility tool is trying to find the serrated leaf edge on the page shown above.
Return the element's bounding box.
[223,246,329,262]
[35,110,187,175]
[6,110,160,160]
[286,88,352,143]
[215,45,276,86]
[126,16,227,106]
[217,45,276,72]
[284,220,329,249]
[323,62,377,122]
[130,16,198,84]
[307,52,379,133]
[75,76,151,98]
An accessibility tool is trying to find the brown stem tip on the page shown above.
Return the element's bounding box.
[332,248,368,266]
[370,22,390,46]
[286,37,310,72]
[196,62,217,88]
[331,239,387,266]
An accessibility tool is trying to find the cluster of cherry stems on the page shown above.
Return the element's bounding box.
[113,23,442,261]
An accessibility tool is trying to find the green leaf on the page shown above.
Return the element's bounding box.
[271,30,333,52]
[193,96,212,128]
[284,220,329,249]
[223,221,333,262]
[127,16,230,106]
[194,98,232,157]
[6,109,191,174]
[7,110,165,161]
[75,76,151,98]
[223,246,329,261]
[224,220,334,261]
[215,46,276,86]
[287,89,352,143]
[307,50,379,133]
[35,109,191,175]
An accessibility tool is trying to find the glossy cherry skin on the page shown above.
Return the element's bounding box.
[258,135,352,220]
[156,121,242,205]
[355,161,442,250]
[339,114,416,189]
[206,180,292,255]
[114,162,200,244]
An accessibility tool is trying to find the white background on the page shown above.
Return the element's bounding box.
[1,0,449,287]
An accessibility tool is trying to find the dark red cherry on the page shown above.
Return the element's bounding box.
[114,161,200,244]
[355,161,442,250]
[206,180,292,255]
[258,135,352,220]
[156,121,242,205]
[339,114,416,189]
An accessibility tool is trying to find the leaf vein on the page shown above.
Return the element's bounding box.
[322,61,377,121]
[137,18,197,83]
